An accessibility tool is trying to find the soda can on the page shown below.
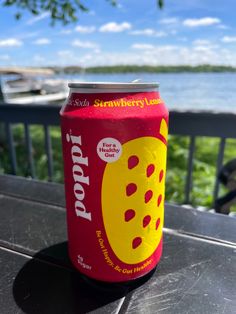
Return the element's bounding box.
[60,82,168,282]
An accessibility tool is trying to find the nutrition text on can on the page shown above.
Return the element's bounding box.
[60,82,169,282]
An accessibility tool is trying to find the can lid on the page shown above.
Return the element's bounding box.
[68,82,159,90]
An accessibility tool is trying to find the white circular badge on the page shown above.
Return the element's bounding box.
[97,138,122,163]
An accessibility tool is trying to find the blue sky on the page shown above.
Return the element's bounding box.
[1,0,236,67]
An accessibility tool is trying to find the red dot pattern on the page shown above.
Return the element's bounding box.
[156,218,160,230]
[143,215,151,228]
[146,164,155,177]
[125,155,163,249]
[126,183,137,196]
[124,209,135,222]
[132,237,142,249]
[145,190,153,203]
[159,169,164,182]
[128,155,139,169]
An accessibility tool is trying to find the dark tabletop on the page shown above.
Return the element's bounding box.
[0,174,235,314]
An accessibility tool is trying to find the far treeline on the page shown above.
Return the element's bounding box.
[51,65,236,74]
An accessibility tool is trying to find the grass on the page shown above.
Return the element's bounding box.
[1,123,236,211]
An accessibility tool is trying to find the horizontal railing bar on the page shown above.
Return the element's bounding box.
[169,110,236,138]
[1,102,236,211]
[0,103,60,125]
[1,104,236,138]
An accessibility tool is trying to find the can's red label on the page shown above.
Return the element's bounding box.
[60,87,168,282]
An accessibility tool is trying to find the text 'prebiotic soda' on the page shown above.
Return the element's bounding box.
[60,82,169,282]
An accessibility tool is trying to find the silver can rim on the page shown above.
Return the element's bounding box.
[68,82,159,89]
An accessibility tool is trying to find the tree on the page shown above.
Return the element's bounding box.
[2,0,164,25]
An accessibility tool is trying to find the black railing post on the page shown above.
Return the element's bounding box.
[44,125,53,181]
[213,137,226,204]
[5,123,17,175]
[184,136,195,204]
[24,123,36,178]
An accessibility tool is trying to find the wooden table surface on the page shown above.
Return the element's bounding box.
[0,174,235,314]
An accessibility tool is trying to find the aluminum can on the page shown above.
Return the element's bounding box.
[60,82,168,282]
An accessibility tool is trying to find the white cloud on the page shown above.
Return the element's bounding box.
[130,29,154,36]
[72,39,99,49]
[193,39,212,46]
[170,30,177,35]
[33,38,51,45]
[33,54,45,63]
[192,39,219,53]
[0,38,23,47]
[56,49,100,66]
[159,17,179,25]
[26,12,50,25]
[58,50,74,58]
[132,43,176,52]
[155,31,167,38]
[99,22,131,32]
[24,44,236,67]
[130,28,167,37]
[217,24,229,30]
[183,17,221,27]
[56,50,78,66]
[60,29,73,35]
[75,25,96,33]
[193,46,212,52]
[74,43,236,67]
[131,43,155,50]
[0,54,10,60]
[17,32,39,40]
[157,45,178,52]
[178,37,188,42]
[88,10,95,16]
[222,36,236,43]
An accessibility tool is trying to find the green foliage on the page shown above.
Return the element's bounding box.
[53,65,236,74]
[0,124,63,181]
[1,124,236,212]
[157,0,164,9]
[166,135,189,204]
[2,0,164,24]
[3,0,88,24]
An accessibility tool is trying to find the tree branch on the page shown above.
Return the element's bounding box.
[2,0,164,25]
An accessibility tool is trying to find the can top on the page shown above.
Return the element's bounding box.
[68,82,159,91]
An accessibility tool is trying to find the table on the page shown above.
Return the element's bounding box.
[0,174,235,314]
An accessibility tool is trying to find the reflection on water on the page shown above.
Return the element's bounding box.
[58,72,236,112]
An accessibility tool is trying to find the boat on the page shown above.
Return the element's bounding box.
[0,67,68,104]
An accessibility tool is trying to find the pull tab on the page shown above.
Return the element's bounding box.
[131,79,142,83]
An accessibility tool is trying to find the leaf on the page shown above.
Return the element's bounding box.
[157,0,164,9]
[78,3,89,12]
[2,0,164,25]
[74,0,89,11]
[3,0,17,6]
[107,0,117,6]
[15,12,22,19]
[31,8,38,15]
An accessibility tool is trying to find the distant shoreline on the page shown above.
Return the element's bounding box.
[2,65,236,75]
[50,65,236,74]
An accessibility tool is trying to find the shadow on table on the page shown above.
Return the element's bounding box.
[13,242,154,314]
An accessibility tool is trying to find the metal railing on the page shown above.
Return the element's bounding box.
[1,103,236,207]
[0,103,59,182]
[169,110,236,205]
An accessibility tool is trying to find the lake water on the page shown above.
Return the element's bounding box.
[60,72,236,113]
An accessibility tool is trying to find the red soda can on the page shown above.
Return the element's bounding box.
[60,82,168,282]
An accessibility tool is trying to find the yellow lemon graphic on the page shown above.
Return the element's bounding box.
[102,120,167,264]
